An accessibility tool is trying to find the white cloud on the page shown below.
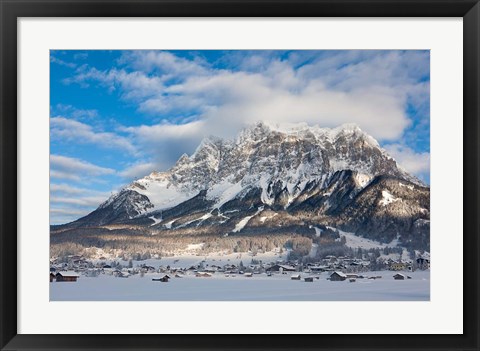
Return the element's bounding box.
[121,51,427,143]
[50,154,115,181]
[50,183,86,194]
[119,162,158,180]
[50,183,111,197]
[50,55,76,68]
[53,104,98,119]
[119,50,208,77]
[154,51,427,142]
[51,117,136,154]
[50,195,107,207]
[384,144,430,178]
[138,95,205,114]
[165,70,410,140]
[50,170,82,182]
[65,67,165,100]
[68,52,428,141]
[73,52,89,60]
[121,120,206,169]
[50,182,117,224]
[298,51,429,91]
[50,207,91,225]
[50,208,89,216]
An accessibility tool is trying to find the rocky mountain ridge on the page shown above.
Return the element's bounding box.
[54,123,430,250]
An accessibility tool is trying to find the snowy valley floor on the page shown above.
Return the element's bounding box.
[50,270,430,301]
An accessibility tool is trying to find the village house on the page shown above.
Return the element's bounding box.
[330,271,347,281]
[390,262,407,271]
[50,272,55,282]
[310,265,329,273]
[55,271,80,282]
[291,274,301,280]
[266,264,296,273]
[324,255,337,264]
[416,257,430,270]
[393,273,406,280]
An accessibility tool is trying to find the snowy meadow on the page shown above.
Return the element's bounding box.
[50,269,429,301]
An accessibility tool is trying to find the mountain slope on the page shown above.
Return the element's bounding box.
[56,123,429,250]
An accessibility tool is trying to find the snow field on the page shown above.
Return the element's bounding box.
[50,270,430,301]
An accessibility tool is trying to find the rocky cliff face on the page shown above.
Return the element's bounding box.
[60,123,430,250]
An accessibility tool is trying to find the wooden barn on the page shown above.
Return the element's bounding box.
[310,266,328,273]
[160,275,170,282]
[330,271,347,281]
[152,275,171,282]
[56,271,79,282]
[266,264,296,272]
[291,274,301,280]
[393,273,406,280]
[304,277,314,282]
[49,272,55,282]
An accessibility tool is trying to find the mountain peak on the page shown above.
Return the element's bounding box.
[175,153,190,166]
[238,121,272,142]
[135,122,418,193]
[332,123,362,134]
[327,123,380,148]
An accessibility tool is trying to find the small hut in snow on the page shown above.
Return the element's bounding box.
[291,274,301,280]
[55,271,79,282]
[330,271,347,281]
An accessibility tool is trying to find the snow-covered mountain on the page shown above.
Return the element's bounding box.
[61,123,430,249]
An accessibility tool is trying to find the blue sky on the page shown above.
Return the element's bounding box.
[50,50,430,224]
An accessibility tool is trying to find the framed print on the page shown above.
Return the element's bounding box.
[1,0,479,350]
[48,48,433,303]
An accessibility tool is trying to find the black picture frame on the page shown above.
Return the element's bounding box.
[1,1,479,350]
